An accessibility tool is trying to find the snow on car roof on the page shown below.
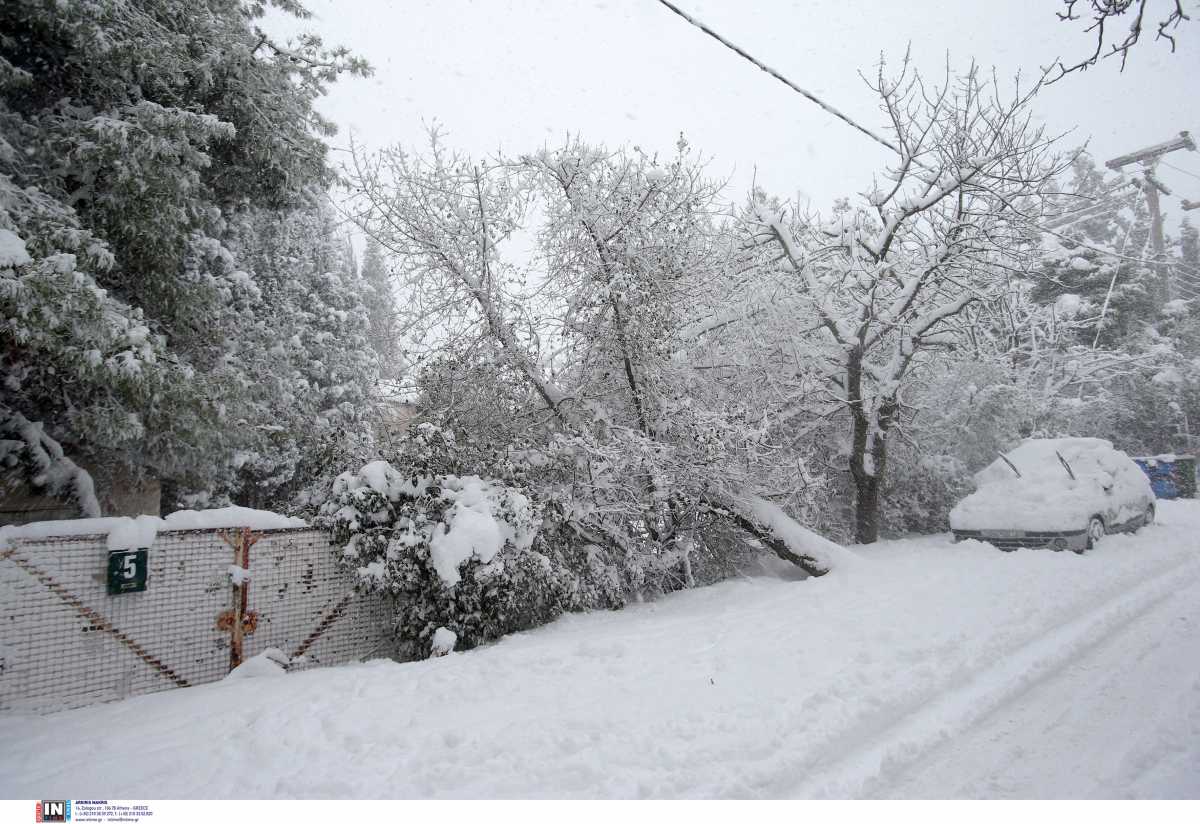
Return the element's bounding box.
[975,437,1126,487]
[953,437,1153,533]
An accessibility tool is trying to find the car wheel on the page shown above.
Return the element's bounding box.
[1142,503,1155,528]
[1082,516,1105,552]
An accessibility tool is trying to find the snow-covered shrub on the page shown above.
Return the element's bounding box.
[530,503,634,610]
[864,360,1038,536]
[429,627,457,657]
[882,451,973,535]
[319,449,570,658]
[496,430,770,600]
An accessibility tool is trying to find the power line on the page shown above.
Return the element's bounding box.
[1160,159,1200,185]
[1166,268,1200,291]
[1170,254,1200,276]
[651,0,903,157]
[1173,280,1200,299]
[1042,180,1138,231]
[1167,259,1200,285]
[1092,186,1143,348]
[651,1,1200,291]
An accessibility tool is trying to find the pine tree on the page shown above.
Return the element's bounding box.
[0,0,369,509]
[224,203,380,510]
[1179,218,1199,276]
[1032,156,1158,349]
[359,238,403,389]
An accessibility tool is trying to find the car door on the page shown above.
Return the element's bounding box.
[1093,457,1123,530]
[1099,460,1137,531]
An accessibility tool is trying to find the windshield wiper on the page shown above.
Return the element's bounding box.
[999,454,1022,478]
[1056,450,1077,481]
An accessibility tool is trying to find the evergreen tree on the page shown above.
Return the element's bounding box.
[1178,218,1199,278]
[0,0,369,508]
[1032,156,1158,349]
[225,203,380,510]
[359,238,403,389]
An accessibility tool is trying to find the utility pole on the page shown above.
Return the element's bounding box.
[1144,172,1168,301]
[1106,131,1196,303]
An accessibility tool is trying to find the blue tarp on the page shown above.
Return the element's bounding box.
[1133,455,1197,499]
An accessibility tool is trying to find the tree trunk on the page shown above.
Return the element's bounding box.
[845,349,895,544]
[852,472,881,544]
[848,400,883,544]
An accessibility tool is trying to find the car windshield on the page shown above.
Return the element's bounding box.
[980,439,1117,487]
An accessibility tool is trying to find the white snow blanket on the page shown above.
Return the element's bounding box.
[3,502,1199,799]
[224,648,291,680]
[950,437,1154,532]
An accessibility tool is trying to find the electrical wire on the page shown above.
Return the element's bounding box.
[1161,159,1200,184]
[651,0,1200,304]
[1041,181,1140,235]
[1170,258,1200,280]
[1173,280,1200,299]
[1092,186,1144,349]
[651,0,904,157]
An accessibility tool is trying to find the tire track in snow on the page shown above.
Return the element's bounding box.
[781,549,1200,798]
[722,537,1197,797]
[864,580,1200,798]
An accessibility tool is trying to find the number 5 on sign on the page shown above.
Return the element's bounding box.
[107,549,149,595]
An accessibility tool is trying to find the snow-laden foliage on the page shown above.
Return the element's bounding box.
[223,204,381,511]
[0,410,100,517]
[0,0,372,507]
[742,60,1069,542]
[349,131,835,588]
[318,426,571,658]
[1032,156,1160,349]
[359,239,405,392]
[3,0,1184,587]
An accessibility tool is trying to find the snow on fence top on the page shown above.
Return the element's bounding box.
[0,506,307,551]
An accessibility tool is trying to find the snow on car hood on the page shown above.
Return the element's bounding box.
[949,437,1153,532]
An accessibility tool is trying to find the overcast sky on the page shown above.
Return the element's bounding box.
[269,0,1200,223]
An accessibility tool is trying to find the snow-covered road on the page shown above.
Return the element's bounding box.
[869,563,1200,799]
[3,502,1199,799]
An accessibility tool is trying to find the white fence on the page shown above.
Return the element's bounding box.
[0,526,392,714]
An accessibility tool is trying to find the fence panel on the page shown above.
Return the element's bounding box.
[242,529,393,669]
[0,527,391,715]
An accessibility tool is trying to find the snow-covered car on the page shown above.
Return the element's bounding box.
[950,437,1156,553]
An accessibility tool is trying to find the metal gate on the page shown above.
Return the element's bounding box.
[0,526,393,714]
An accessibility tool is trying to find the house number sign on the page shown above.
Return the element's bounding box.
[106,548,149,595]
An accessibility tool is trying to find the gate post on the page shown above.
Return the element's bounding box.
[218,527,261,672]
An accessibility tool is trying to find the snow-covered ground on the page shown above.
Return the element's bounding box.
[3,502,1199,799]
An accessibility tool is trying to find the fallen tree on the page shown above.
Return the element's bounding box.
[348,133,853,582]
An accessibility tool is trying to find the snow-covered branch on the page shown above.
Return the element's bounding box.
[0,409,101,517]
